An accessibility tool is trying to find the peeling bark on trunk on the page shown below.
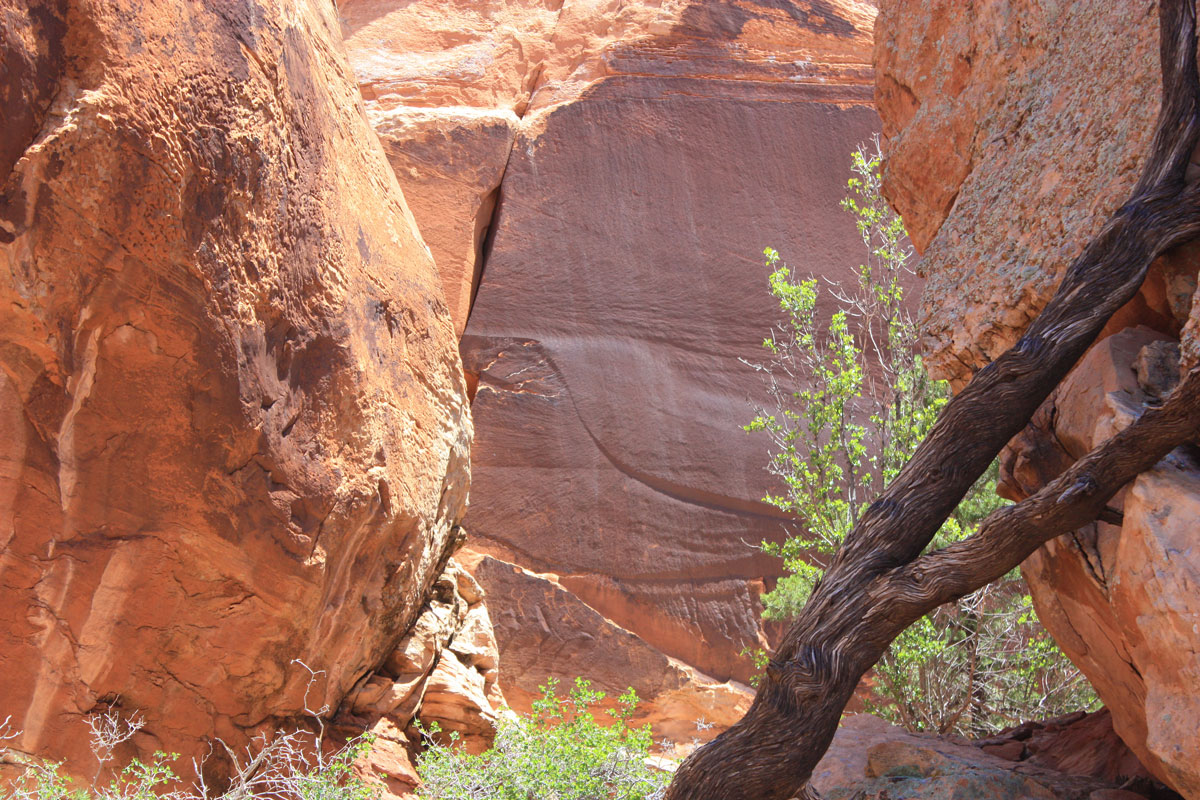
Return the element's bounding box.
[664,3,1200,798]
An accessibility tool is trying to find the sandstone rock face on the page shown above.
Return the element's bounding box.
[875,3,1200,796]
[811,714,1151,800]
[1002,329,1200,798]
[342,0,879,337]
[342,0,881,738]
[875,0,1198,389]
[0,0,469,780]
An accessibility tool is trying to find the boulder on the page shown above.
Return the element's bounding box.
[418,650,497,752]
[0,0,469,780]
[875,0,1198,389]
[996,328,1200,795]
[812,715,1154,800]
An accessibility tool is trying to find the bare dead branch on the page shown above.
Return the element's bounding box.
[86,705,145,781]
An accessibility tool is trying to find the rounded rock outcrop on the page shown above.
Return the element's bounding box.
[0,0,470,779]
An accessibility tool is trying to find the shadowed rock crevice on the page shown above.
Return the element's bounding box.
[0,0,68,189]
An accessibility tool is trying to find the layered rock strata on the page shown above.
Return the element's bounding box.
[0,0,469,781]
[876,1,1200,796]
[341,0,881,737]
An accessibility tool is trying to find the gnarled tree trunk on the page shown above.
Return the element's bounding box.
[665,2,1200,798]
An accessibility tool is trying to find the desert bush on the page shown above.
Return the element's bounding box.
[415,678,667,800]
[745,139,1098,736]
[0,695,375,800]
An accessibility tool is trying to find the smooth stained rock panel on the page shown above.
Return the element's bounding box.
[463,90,880,684]
[344,0,881,741]
[341,0,879,332]
[0,0,469,780]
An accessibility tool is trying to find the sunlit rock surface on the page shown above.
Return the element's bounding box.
[0,0,470,779]
[876,2,1200,795]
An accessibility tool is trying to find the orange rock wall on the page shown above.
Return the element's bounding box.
[0,0,470,779]
[875,0,1198,388]
[875,2,1200,796]
[342,0,882,739]
[337,558,505,797]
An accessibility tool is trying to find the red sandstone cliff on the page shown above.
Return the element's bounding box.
[0,0,885,781]
[12,1,1169,794]
[0,0,472,782]
[341,0,882,746]
[876,2,1200,796]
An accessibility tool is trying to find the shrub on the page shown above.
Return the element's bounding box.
[745,139,1098,736]
[0,709,376,800]
[415,679,667,800]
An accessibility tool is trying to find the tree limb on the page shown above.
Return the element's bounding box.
[870,364,1200,638]
[665,2,1200,798]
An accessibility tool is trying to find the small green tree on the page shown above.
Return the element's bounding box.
[745,140,1097,735]
[416,679,666,800]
